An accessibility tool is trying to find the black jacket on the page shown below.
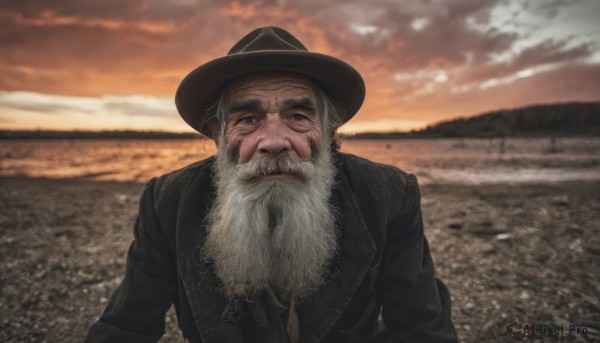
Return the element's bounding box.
[86,152,457,342]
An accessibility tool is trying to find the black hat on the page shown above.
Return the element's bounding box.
[175,26,365,139]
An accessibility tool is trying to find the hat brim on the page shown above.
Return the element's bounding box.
[175,50,365,139]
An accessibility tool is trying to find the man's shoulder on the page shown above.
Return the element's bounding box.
[150,156,215,198]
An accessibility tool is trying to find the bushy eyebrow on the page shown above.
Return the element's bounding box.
[282,98,316,113]
[227,97,316,116]
[228,99,263,114]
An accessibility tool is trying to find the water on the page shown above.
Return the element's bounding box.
[1,137,599,184]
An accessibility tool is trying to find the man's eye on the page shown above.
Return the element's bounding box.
[292,114,308,121]
[239,116,255,124]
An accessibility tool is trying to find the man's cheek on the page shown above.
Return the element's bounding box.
[234,139,262,163]
[289,133,319,160]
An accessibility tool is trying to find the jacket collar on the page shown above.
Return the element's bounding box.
[177,155,377,342]
[298,161,377,342]
[175,159,245,342]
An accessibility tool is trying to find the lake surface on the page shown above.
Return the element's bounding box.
[1,138,599,184]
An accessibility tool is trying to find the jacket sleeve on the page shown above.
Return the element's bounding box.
[380,174,457,342]
[85,178,177,343]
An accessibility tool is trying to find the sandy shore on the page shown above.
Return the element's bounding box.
[1,176,598,342]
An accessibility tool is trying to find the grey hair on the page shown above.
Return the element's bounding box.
[320,89,343,134]
[205,87,344,145]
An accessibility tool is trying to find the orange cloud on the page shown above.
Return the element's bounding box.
[221,2,259,20]
[0,10,179,34]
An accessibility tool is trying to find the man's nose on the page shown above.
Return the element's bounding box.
[257,116,291,155]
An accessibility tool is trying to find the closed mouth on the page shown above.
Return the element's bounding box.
[253,171,302,180]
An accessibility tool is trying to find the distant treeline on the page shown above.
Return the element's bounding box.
[0,130,203,140]
[347,101,600,139]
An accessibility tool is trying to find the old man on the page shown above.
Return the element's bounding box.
[86,26,457,342]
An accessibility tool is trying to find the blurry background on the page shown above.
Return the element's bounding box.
[1,1,599,342]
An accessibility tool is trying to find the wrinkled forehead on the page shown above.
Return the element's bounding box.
[224,72,323,108]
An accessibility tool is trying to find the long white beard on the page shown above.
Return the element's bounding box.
[203,141,338,301]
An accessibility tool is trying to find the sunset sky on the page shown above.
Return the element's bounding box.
[1,0,599,134]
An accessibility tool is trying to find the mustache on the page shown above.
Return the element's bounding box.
[234,155,317,180]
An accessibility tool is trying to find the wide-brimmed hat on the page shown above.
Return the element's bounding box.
[175,26,365,139]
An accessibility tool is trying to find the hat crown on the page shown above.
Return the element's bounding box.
[228,26,308,55]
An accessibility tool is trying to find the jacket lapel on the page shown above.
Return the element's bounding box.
[176,164,245,343]
[299,169,377,342]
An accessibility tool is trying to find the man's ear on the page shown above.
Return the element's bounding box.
[329,129,341,150]
[209,122,221,148]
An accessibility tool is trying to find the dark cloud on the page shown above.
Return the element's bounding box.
[373,62,600,124]
[512,40,591,67]
[495,63,600,104]
[457,39,593,84]
[528,0,577,18]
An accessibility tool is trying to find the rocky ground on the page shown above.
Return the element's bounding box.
[0,176,598,342]
[421,182,599,342]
